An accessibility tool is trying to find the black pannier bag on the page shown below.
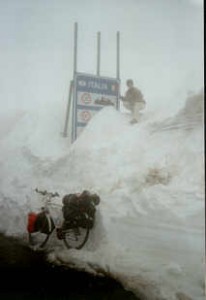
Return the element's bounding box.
[34,211,55,234]
[62,194,80,220]
[62,191,100,229]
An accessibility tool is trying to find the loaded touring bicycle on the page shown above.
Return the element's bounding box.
[27,189,100,250]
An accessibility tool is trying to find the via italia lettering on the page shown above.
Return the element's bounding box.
[78,80,108,91]
[88,81,108,90]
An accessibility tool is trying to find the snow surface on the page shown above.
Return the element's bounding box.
[0,91,204,300]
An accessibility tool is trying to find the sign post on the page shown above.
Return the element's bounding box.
[63,23,121,141]
[97,32,101,76]
[116,31,120,80]
[63,80,73,137]
[63,22,78,138]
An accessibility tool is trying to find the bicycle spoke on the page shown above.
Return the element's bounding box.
[63,227,90,249]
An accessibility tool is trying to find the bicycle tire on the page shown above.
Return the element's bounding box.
[28,232,51,250]
[63,225,90,250]
[28,214,54,250]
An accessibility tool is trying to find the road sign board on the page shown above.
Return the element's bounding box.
[72,73,120,141]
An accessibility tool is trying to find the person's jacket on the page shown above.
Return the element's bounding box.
[124,87,145,105]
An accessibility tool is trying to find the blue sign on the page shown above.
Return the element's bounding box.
[72,73,120,141]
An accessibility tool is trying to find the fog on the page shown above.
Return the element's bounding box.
[0,0,203,116]
[0,2,204,298]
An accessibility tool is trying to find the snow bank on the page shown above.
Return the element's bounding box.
[0,91,204,300]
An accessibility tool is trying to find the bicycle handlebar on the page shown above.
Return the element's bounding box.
[35,188,59,198]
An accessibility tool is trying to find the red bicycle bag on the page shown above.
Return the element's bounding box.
[27,212,38,233]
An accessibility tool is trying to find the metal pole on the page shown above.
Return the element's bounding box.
[63,80,73,137]
[63,22,78,138]
[73,22,78,76]
[64,22,78,141]
[97,32,101,76]
[116,31,120,80]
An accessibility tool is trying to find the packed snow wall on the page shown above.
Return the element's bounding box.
[0,91,204,300]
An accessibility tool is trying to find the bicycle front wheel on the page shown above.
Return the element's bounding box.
[28,231,51,250]
[63,226,90,250]
[28,213,54,250]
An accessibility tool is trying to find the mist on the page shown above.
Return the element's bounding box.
[0,0,203,117]
[0,2,204,299]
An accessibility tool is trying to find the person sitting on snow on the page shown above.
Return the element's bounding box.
[120,79,146,124]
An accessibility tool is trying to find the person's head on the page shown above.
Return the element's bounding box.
[126,79,134,88]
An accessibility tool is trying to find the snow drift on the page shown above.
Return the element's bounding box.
[0,91,204,300]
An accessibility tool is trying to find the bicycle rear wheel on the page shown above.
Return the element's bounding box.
[63,226,90,250]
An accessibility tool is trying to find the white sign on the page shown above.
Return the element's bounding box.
[72,73,120,141]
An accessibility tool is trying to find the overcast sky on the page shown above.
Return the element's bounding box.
[0,0,203,114]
